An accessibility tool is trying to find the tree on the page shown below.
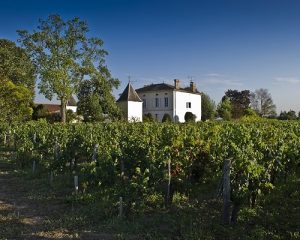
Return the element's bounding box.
[162,113,172,122]
[0,77,33,124]
[278,110,297,120]
[223,89,250,119]
[217,97,232,120]
[184,112,196,122]
[18,14,110,123]
[201,92,215,121]
[250,88,276,117]
[0,39,36,96]
[77,74,120,122]
[32,104,47,120]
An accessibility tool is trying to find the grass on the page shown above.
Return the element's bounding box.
[0,150,299,239]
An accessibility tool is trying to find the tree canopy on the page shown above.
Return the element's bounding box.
[201,92,215,121]
[0,39,36,97]
[278,110,297,120]
[223,89,250,119]
[18,14,113,123]
[0,77,33,124]
[250,88,276,117]
[77,73,120,122]
[217,96,232,120]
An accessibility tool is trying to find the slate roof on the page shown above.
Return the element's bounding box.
[136,83,175,92]
[136,83,201,94]
[117,83,143,102]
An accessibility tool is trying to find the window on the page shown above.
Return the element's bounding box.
[186,102,191,108]
[155,98,159,107]
[143,99,146,108]
[164,97,169,107]
[155,114,158,120]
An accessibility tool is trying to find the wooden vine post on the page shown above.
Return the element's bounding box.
[166,158,171,205]
[222,159,231,225]
[92,144,99,162]
[118,196,123,218]
[74,175,79,194]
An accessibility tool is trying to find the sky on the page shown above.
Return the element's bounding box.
[1,0,300,113]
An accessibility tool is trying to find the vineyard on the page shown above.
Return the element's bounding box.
[0,120,300,239]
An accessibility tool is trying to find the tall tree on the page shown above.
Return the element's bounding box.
[0,39,36,97]
[18,14,110,123]
[250,88,276,117]
[77,72,120,122]
[217,96,232,120]
[201,92,216,121]
[0,76,33,124]
[223,89,250,119]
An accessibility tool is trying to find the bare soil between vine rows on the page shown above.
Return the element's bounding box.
[0,154,117,240]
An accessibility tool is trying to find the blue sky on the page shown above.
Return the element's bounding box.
[1,0,300,113]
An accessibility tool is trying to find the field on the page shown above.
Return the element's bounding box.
[0,121,299,239]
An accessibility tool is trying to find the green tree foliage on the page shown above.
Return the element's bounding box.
[223,89,251,119]
[18,14,111,123]
[0,77,33,124]
[184,112,196,122]
[32,104,47,120]
[278,110,298,120]
[201,92,215,121]
[77,74,120,122]
[66,109,77,123]
[162,113,172,122]
[0,39,36,96]
[217,96,232,120]
[250,88,276,117]
[143,113,154,122]
[241,108,261,121]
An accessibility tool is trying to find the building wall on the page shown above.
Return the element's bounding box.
[173,91,201,122]
[66,106,77,113]
[127,101,143,122]
[138,90,174,122]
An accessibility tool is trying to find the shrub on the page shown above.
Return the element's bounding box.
[184,112,196,122]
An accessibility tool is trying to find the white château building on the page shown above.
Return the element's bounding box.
[136,79,201,122]
[118,79,201,122]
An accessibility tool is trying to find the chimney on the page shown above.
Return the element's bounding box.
[190,81,196,92]
[174,79,180,89]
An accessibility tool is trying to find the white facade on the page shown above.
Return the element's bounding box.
[66,106,77,113]
[140,90,174,122]
[173,91,201,122]
[117,101,143,122]
[138,88,201,122]
[129,101,143,122]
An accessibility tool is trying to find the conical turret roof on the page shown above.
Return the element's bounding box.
[117,83,142,102]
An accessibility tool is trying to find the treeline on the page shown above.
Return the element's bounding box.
[202,89,300,121]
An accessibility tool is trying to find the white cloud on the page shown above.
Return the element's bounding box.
[274,77,300,84]
[201,73,243,86]
[204,73,225,78]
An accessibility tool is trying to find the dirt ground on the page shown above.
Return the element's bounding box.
[0,155,117,240]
